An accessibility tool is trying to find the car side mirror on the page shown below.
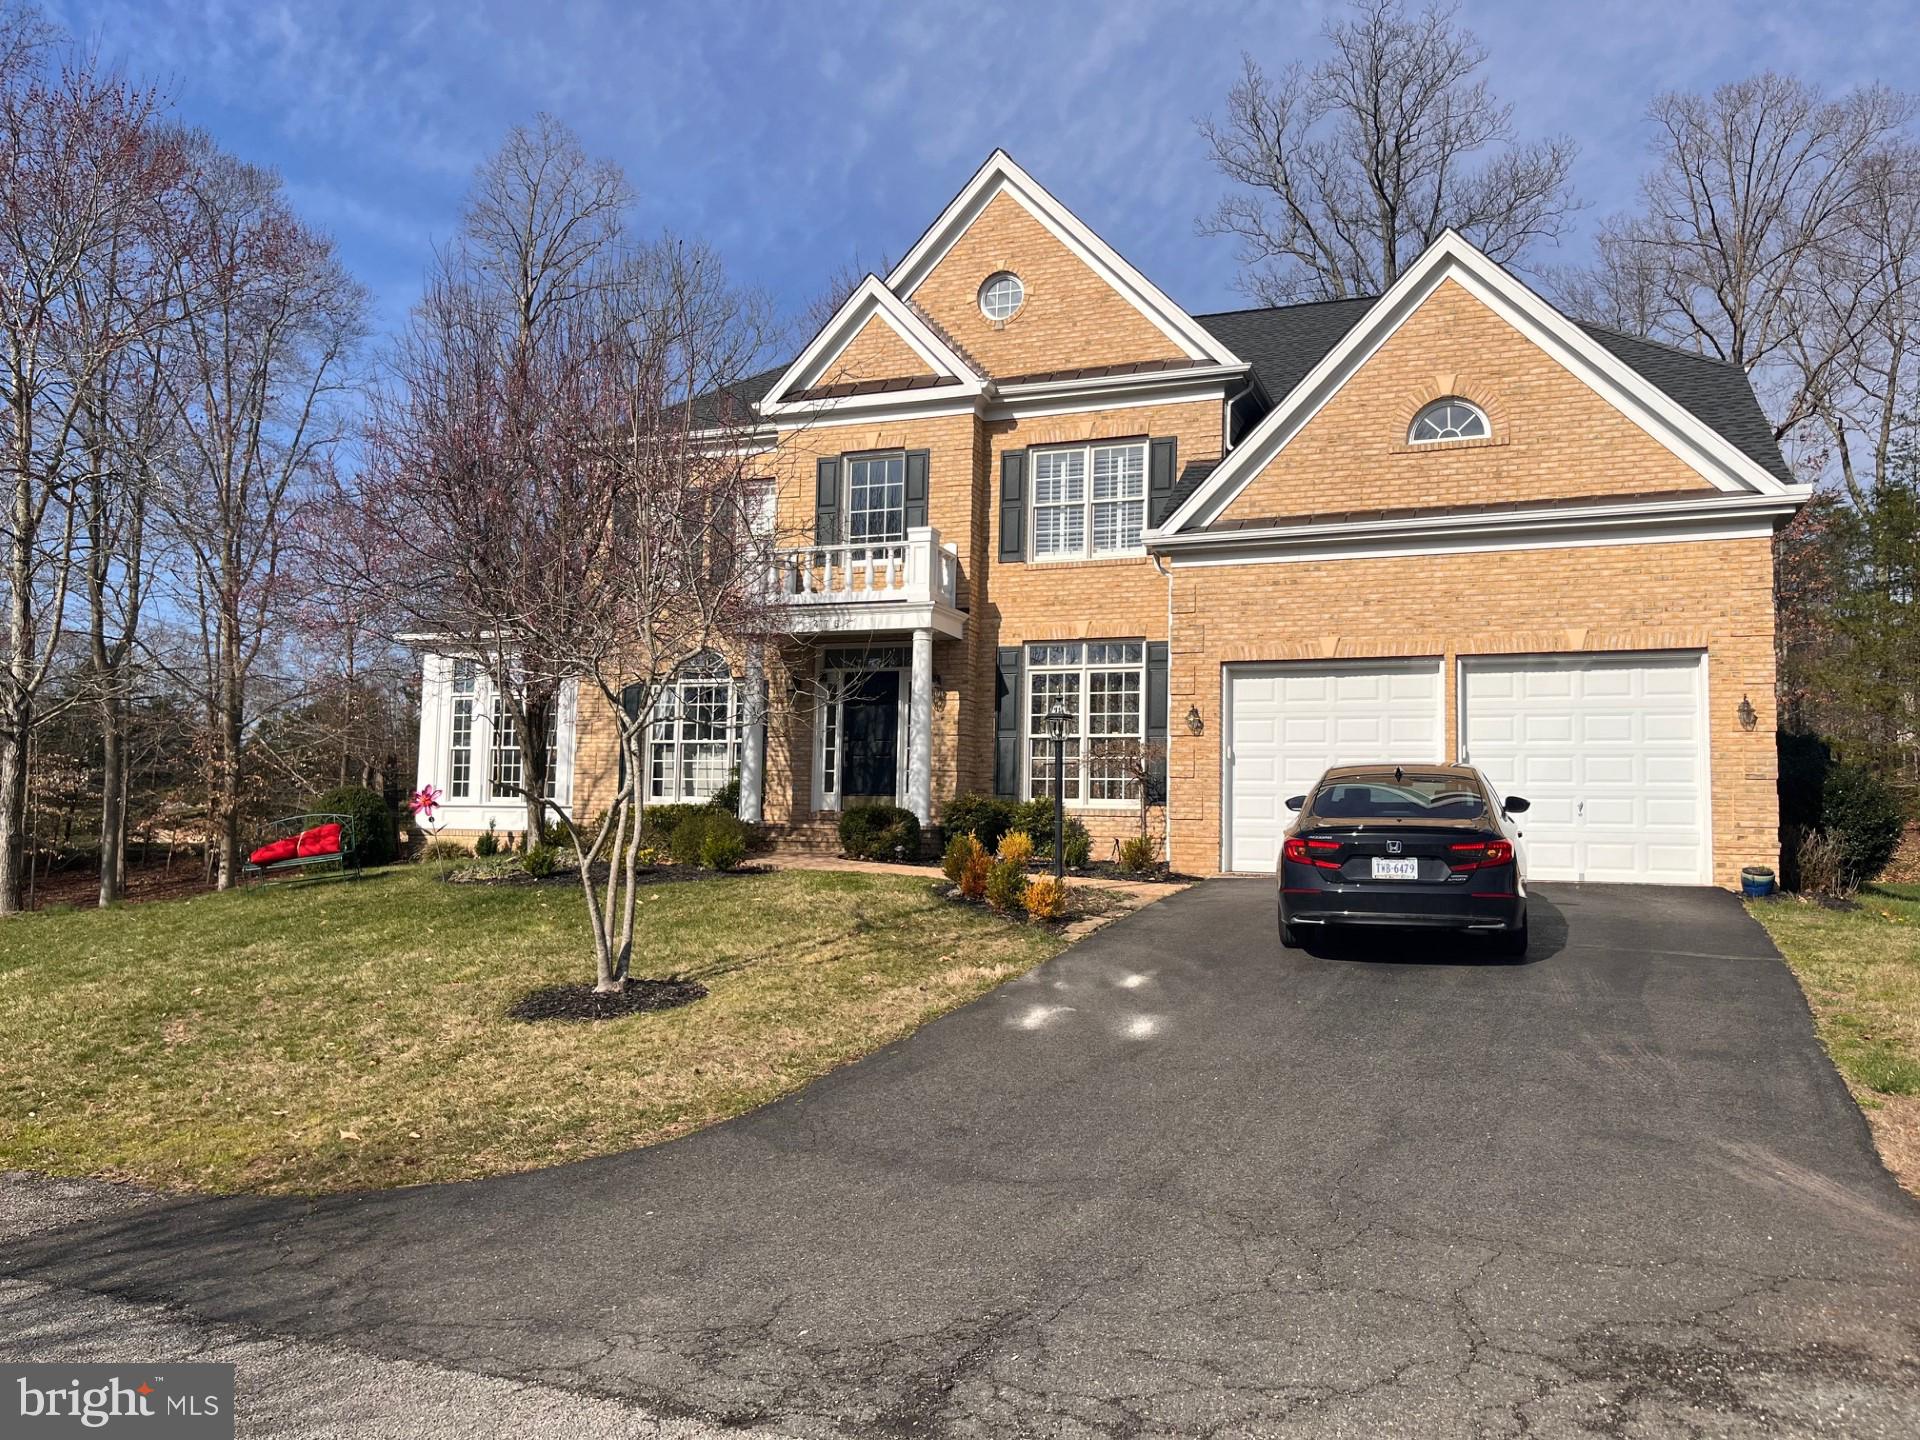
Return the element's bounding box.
[1284,794,1306,811]
[1503,796,1530,814]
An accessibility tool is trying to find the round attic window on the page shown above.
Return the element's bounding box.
[979,271,1024,321]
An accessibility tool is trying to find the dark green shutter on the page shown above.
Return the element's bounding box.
[1145,642,1169,804]
[903,450,929,530]
[998,450,1026,561]
[616,682,645,790]
[994,646,1023,797]
[1147,437,1178,528]
[815,457,841,545]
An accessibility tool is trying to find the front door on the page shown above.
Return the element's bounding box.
[841,670,900,801]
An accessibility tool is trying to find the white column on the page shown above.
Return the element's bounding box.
[907,627,934,825]
[740,645,767,824]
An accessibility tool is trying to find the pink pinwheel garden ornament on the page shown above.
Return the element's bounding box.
[409,785,443,833]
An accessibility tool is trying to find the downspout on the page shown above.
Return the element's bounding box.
[1154,548,1175,866]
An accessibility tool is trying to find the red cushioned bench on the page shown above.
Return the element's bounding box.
[242,813,362,882]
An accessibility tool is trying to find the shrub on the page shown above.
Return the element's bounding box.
[839,803,922,861]
[1060,819,1092,870]
[541,819,573,849]
[706,772,741,816]
[632,845,664,869]
[1117,833,1159,874]
[941,794,1016,854]
[1011,797,1055,847]
[522,844,560,878]
[669,811,713,866]
[313,784,396,865]
[984,856,1026,913]
[1796,828,1854,899]
[996,829,1035,868]
[1821,763,1905,888]
[943,830,982,884]
[418,837,470,863]
[699,814,749,871]
[1022,874,1068,921]
[473,820,500,858]
[642,804,706,847]
[958,841,993,900]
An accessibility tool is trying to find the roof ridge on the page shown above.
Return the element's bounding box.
[1195,295,1381,321]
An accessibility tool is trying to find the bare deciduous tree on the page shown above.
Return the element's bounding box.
[0,45,187,912]
[156,140,365,889]
[1198,0,1578,303]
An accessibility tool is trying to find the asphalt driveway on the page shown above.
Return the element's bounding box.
[7,881,1918,1437]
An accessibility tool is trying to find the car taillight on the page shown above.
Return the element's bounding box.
[1282,837,1342,869]
[1448,839,1514,871]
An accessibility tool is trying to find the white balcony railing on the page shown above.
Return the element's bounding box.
[774,525,959,612]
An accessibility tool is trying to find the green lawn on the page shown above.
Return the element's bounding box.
[0,866,1063,1195]
[1749,882,1920,1190]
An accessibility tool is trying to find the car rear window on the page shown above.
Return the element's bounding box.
[1312,777,1487,821]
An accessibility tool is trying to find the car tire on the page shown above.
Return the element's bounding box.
[1279,909,1303,949]
[1495,917,1529,959]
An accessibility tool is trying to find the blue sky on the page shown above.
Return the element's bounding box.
[51,0,1920,357]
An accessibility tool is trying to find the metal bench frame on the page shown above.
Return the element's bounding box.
[241,812,364,883]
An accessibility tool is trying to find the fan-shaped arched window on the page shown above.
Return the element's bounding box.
[1408,398,1489,443]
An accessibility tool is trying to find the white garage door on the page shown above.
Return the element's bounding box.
[1224,659,1444,872]
[1460,653,1709,884]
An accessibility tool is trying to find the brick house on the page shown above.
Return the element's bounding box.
[413,151,1807,887]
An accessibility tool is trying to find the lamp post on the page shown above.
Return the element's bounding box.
[1044,698,1070,880]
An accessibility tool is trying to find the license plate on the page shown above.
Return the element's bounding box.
[1370,857,1419,880]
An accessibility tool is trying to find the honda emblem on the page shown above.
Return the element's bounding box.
[1386,839,1403,855]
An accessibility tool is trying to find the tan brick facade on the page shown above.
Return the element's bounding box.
[906,190,1186,378]
[1218,278,1719,524]
[540,171,1789,891]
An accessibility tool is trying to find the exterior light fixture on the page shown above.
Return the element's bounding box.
[1186,704,1204,735]
[1737,694,1758,731]
[1045,699,1070,879]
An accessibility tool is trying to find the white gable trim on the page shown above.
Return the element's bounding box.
[759,276,985,416]
[886,150,1241,369]
[1161,231,1795,537]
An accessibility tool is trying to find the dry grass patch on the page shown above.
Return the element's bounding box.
[1749,882,1920,1194]
[0,867,1063,1194]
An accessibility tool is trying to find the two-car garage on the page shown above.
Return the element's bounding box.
[1222,652,1711,884]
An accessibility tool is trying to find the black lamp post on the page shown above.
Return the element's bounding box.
[1044,698,1070,879]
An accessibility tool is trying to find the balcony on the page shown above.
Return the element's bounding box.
[772,525,966,638]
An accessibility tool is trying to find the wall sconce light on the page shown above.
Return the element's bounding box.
[1186,704,1204,735]
[1737,694,1757,731]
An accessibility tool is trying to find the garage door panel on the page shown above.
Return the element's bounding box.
[1226,660,1443,872]
[1462,653,1707,885]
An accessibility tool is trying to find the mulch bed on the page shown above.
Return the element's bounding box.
[508,977,709,1023]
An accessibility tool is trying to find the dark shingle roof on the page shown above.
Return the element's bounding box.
[688,363,785,429]
[1193,297,1791,489]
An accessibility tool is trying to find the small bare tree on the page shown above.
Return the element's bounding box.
[1198,0,1578,303]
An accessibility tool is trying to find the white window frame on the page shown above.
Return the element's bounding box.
[843,450,907,557]
[647,658,741,804]
[1408,398,1489,443]
[979,271,1024,321]
[420,657,576,828]
[1029,440,1147,561]
[448,661,476,800]
[1022,640,1146,808]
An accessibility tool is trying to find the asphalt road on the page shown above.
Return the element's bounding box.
[6,881,1917,1437]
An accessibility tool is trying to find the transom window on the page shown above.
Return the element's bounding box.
[649,655,739,803]
[1031,441,1146,560]
[1409,398,1489,443]
[845,451,905,556]
[979,271,1024,321]
[1025,641,1146,806]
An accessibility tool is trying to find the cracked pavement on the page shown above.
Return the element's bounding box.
[5,881,1918,1436]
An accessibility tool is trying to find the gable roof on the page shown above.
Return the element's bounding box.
[757,275,986,417]
[886,150,1242,369]
[1165,230,1800,535]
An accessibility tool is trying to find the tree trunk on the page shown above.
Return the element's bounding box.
[98,693,128,905]
[0,716,25,916]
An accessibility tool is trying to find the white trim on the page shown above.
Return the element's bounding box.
[1153,490,1807,567]
[886,150,1241,368]
[759,276,986,415]
[1456,649,1712,886]
[413,658,576,836]
[1161,229,1798,537]
[1219,657,1447,874]
[993,363,1248,402]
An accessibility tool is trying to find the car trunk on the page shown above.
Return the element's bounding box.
[1298,819,1502,884]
